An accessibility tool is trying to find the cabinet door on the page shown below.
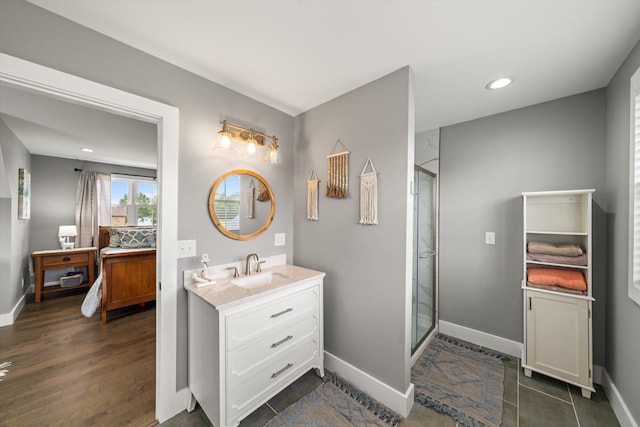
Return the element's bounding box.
[526,290,590,386]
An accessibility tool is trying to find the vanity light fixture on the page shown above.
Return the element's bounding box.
[217,120,280,163]
[80,148,94,153]
[486,76,514,90]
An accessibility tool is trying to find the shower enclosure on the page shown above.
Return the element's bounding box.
[411,165,437,354]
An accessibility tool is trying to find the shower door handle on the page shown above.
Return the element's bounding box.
[418,251,437,259]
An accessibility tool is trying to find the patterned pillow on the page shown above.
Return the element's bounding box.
[108,228,127,247]
[117,228,156,249]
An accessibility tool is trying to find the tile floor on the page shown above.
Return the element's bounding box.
[162,354,620,427]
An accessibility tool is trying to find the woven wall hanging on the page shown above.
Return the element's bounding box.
[246,180,255,218]
[257,180,271,201]
[359,158,378,225]
[307,169,320,221]
[326,139,350,199]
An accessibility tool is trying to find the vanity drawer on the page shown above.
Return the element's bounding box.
[227,314,318,382]
[226,286,319,350]
[226,336,319,422]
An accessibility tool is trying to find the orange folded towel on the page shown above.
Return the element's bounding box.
[527,268,587,291]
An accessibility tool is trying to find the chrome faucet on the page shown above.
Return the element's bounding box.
[245,253,259,275]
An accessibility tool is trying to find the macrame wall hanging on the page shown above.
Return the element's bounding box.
[246,180,255,218]
[326,139,350,199]
[359,158,378,225]
[307,169,320,221]
[257,180,271,201]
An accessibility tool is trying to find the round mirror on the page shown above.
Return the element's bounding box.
[208,169,275,240]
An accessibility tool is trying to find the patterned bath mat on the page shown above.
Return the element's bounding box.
[412,334,507,427]
[265,373,400,426]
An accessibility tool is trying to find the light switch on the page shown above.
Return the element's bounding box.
[485,232,496,245]
[177,240,197,258]
[275,233,285,247]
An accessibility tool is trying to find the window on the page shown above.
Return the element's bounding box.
[631,65,640,304]
[111,175,157,226]
[213,174,240,233]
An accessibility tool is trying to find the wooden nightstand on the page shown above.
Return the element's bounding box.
[32,247,97,303]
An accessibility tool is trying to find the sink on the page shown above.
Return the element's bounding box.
[232,272,281,289]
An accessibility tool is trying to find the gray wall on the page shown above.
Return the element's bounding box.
[0,118,31,315]
[293,67,414,393]
[605,39,640,422]
[29,155,156,252]
[0,0,295,388]
[439,90,607,365]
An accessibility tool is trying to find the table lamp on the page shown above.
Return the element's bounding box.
[58,225,77,250]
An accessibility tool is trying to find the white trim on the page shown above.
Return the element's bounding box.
[0,291,26,327]
[0,53,185,423]
[438,320,523,358]
[601,368,638,427]
[629,65,640,305]
[324,351,415,418]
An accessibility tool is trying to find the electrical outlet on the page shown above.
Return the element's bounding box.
[485,232,496,245]
[177,240,197,258]
[274,233,285,247]
[21,278,24,289]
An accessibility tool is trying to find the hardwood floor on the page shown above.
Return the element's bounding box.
[0,291,156,426]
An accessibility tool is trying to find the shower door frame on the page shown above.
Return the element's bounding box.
[411,165,438,355]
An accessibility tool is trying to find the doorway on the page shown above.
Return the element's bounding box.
[0,53,185,422]
[411,165,437,354]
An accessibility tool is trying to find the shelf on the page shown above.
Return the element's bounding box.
[41,281,92,294]
[521,284,594,301]
[526,230,588,236]
[526,261,588,270]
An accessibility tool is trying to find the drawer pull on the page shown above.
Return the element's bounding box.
[271,363,293,379]
[63,257,71,262]
[270,308,293,318]
[271,335,293,348]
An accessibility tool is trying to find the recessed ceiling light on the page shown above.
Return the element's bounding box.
[486,77,514,90]
[80,148,94,153]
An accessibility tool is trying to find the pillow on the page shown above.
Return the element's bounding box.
[527,268,587,291]
[108,228,127,247]
[119,228,156,248]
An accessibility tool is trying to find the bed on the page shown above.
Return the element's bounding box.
[82,226,156,324]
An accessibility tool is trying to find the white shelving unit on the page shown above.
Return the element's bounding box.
[522,189,595,399]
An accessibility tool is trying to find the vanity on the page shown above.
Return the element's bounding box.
[185,261,325,427]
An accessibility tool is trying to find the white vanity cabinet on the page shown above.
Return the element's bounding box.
[521,190,594,398]
[187,268,324,427]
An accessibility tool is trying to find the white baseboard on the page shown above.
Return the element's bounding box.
[438,320,522,358]
[0,292,26,327]
[600,368,638,427]
[324,351,414,417]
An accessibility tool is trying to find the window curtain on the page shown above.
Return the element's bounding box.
[75,171,111,248]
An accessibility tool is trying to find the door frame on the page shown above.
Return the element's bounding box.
[411,165,438,357]
[0,53,187,422]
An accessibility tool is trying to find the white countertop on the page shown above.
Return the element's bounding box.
[184,264,325,309]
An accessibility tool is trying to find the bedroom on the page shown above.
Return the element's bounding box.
[1,1,639,426]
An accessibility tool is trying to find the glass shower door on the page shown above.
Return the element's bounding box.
[411,166,436,353]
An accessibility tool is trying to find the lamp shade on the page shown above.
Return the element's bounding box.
[58,225,78,238]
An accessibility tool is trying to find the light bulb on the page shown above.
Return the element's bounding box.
[268,148,279,164]
[220,133,231,148]
[247,140,257,154]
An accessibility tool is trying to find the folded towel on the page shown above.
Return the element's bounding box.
[526,252,588,266]
[527,267,587,291]
[527,241,583,257]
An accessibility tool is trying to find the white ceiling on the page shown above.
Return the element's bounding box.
[4,1,640,167]
[0,86,157,169]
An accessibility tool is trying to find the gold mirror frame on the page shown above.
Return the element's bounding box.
[208,169,276,240]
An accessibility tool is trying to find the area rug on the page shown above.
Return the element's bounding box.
[265,373,401,426]
[412,334,507,427]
